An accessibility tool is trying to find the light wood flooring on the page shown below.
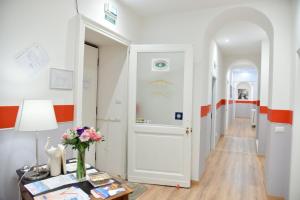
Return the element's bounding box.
[136,118,282,200]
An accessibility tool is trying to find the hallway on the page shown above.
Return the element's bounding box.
[137,118,275,200]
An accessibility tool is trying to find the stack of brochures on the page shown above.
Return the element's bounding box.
[34,186,89,200]
[25,174,78,195]
[90,183,126,199]
[25,169,99,196]
[87,172,115,187]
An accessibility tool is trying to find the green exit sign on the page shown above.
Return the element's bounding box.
[104,3,117,25]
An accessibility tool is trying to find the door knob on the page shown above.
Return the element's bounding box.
[186,127,190,135]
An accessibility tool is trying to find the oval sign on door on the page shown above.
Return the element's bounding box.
[152,58,170,72]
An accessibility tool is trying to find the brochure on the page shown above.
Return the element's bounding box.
[25,174,77,195]
[91,183,125,199]
[34,186,90,200]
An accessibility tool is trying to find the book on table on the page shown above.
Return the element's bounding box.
[90,183,126,199]
[87,172,116,187]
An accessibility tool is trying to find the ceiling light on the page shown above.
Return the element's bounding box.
[225,39,230,43]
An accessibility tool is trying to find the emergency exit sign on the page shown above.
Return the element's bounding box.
[104,3,117,25]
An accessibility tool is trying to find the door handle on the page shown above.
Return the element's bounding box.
[186,127,190,135]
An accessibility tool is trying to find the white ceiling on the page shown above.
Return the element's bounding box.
[214,21,267,56]
[119,0,264,17]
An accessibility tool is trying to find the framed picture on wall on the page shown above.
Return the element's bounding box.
[49,68,73,90]
[238,89,249,100]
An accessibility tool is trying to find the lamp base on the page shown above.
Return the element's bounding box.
[24,167,49,181]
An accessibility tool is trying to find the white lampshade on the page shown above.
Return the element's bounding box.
[16,100,58,131]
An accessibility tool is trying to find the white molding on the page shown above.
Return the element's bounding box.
[80,15,130,46]
[74,14,130,127]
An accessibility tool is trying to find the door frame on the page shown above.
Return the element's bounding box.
[210,76,217,151]
[127,44,194,187]
[74,14,130,127]
[73,15,130,164]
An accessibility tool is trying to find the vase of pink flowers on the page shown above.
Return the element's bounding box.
[62,127,103,181]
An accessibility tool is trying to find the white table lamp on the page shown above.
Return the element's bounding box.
[16,100,58,180]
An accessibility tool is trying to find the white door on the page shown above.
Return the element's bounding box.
[128,45,193,187]
[82,44,98,166]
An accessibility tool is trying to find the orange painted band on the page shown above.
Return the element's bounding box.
[260,106,268,114]
[201,105,211,117]
[200,101,293,125]
[0,106,19,129]
[228,100,234,104]
[259,106,293,124]
[0,105,74,129]
[235,100,259,105]
[268,109,293,125]
[53,105,74,123]
[216,99,226,109]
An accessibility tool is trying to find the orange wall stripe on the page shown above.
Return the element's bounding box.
[259,106,293,124]
[53,105,74,123]
[256,100,260,106]
[235,100,258,105]
[268,109,293,125]
[0,106,19,129]
[216,99,226,109]
[0,105,74,129]
[228,100,234,104]
[260,106,268,114]
[200,100,293,125]
[201,105,211,117]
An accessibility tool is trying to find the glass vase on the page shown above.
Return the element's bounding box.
[76,147,86,181]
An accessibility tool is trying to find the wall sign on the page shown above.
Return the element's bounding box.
[15,43,49,73]
[152,58,170,72]
[104,3,117,25]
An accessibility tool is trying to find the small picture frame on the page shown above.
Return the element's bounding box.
[49,68,73,90]
[238,89,249,100]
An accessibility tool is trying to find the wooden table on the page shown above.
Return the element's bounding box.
[17,167,132,200]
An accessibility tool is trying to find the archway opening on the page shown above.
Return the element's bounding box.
[200,6,275,197]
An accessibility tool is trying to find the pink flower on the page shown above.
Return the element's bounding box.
[90,131,102,141]
[86,128,102,141]
[62,132,70,140]
[79,130,90,142]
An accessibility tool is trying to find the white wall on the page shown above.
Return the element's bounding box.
[0,0,141,199]
[78,0,142,42]
[289,0,300,199]
[211,41,226,142]
[257,39,270,156]
[260,40,270,107]
[0,0,141,105]
[0,0,75,105]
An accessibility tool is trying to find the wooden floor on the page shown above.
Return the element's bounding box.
[137,118,280,200]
